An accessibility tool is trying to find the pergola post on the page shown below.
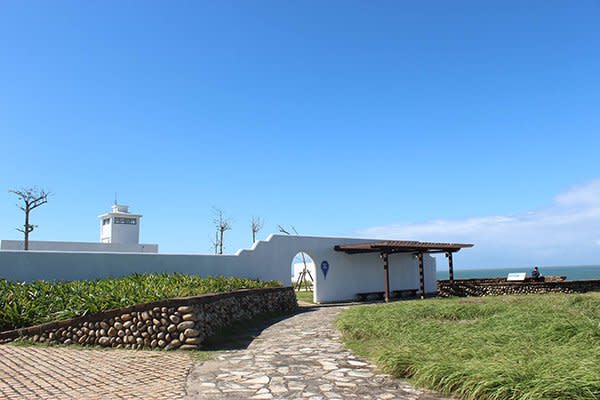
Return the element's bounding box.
[381,252,390,302]
[447,251,454,282]
[417,252,425,299]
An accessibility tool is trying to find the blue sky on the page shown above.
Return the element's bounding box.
[1,1,599,268]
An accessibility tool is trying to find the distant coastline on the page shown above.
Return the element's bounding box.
[436,265,600,281]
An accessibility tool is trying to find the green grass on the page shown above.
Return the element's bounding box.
[0,273,280,331]
[295,290,314,303]
[337,293,600,400]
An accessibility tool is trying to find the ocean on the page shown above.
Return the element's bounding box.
[436,265,600,281]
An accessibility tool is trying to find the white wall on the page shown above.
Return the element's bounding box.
[0,234,443,303]
[0,240,158,253]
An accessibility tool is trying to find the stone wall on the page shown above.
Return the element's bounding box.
[0,287,297,350]
[438,278,600,297]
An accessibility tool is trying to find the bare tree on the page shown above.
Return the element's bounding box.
[9,187,50,250]
[251,216,264,243]
[209,231,219,254]
[277,224,297,235]
[212,207,232,255]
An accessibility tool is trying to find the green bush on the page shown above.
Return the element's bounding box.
[337,293,600,400]
[0,273,280,331]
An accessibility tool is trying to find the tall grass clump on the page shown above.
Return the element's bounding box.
[0,273,280,331]
[337,293,600,400]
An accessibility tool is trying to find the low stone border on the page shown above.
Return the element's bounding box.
[0,287,297,350]
[438,279,600,297]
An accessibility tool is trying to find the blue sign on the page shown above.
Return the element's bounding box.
[321,261,330,279]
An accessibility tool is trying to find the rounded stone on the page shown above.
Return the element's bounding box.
[114,321,123,330]
[123,321,133,329]
[179,344,199,350]
[150,339,158,348]
[184,328,200,338]
[165,339,181,350]
[185,337,202,345]
[100,321,110,330]
[167,324,177,333]
[108,327,117,337]
[169,314,181,324]
[152,318,161,326]
[177,305,193,314]
[141,311,150,321]
[118,330,126,338]
[157,332,165,340]
[64,338,73,345]
[158,339,166,348]
[98,337,110,346]
[136,337,143,345]
[121,314,132,321]
[177,321,195,331]
[182,313,197,321]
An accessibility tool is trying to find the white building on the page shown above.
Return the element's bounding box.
[99,204,142,245]
[0,234,472,303]
[0,203,158,253]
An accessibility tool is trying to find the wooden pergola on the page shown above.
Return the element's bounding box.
[334,240,473,301]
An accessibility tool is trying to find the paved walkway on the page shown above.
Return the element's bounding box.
[185,305,448,400]
[0,305,450,399]
[0,345,193,399]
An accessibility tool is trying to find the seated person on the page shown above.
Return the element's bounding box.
[531,266,543,282]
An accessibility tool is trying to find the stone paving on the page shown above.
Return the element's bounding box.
[0,304,451,399]
[0,345,193,399]
[185,305,450,400]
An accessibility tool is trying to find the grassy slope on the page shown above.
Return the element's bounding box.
[0,273,280,331]
[337,293,600,400]
[295,290,314,303]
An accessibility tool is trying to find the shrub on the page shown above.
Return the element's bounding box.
[0,273,280,331]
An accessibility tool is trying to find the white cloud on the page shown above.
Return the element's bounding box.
[357,180,600,268]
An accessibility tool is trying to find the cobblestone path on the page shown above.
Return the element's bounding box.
[185,305,449,400]
[0,345,193,399]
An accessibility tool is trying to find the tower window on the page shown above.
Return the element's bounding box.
[114,217,137,225]
[102,218,110,225]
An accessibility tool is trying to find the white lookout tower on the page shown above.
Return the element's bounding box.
[99,204,142,244]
